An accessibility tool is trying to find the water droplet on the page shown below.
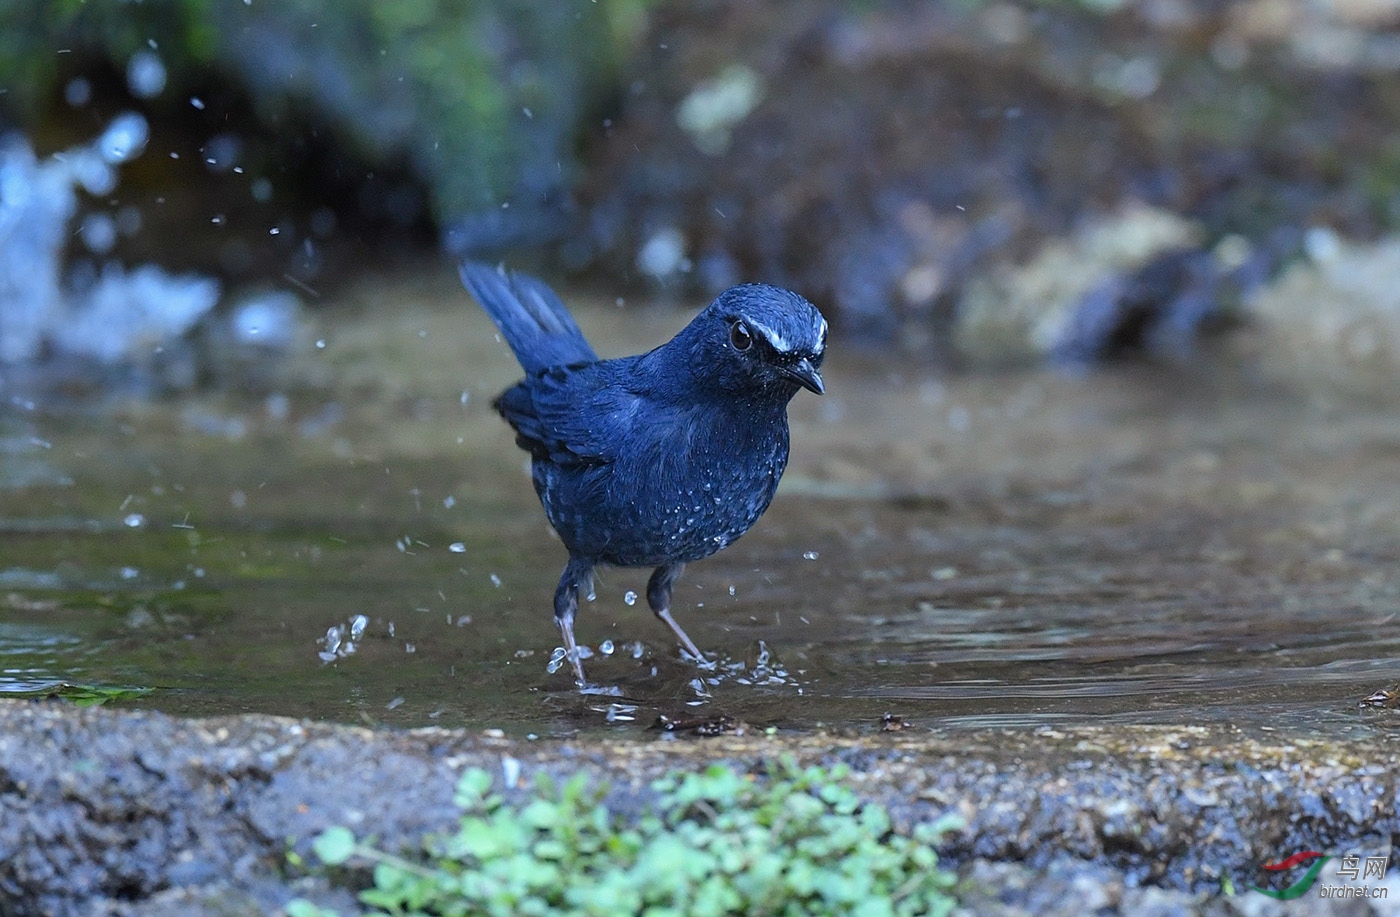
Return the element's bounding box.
[489,573,502,587]
[349,614,368,640]
[98,112,149,164]
[600,639,615,655]
[80,212,116,254]
[126,50,166,99]
[728,585,736,596]
[803,550,819,560]
[624,590,637,606]
[65,76,91,107]
[315,339,326,349]
[443,495,455,509]
[123,513,146,528]
[449,542,466,553]
[385,696,404,711]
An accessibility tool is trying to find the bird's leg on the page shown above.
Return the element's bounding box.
[646,563,707,663]
[554,558,592,685]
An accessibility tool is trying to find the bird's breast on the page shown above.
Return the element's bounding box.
[541,406,791,567]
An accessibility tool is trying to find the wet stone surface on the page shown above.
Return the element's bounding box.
[0,702,1396,916]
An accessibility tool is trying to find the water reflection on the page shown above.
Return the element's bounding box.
[0,277,1396,738]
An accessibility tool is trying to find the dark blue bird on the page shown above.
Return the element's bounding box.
[460,262,827,685]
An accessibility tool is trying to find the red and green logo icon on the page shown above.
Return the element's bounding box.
[1251,851,1331,900]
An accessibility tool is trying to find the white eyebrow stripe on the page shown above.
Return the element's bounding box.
[747,318,791,353]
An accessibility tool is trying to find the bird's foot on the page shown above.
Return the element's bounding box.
[656,608,715,669]
[679,646,719,671]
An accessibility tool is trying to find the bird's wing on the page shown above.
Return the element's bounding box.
[493,361,641,466]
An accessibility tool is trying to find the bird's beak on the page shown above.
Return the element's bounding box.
[783,357,824,395]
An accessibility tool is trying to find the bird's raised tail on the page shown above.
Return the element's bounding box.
[459,261,598,373]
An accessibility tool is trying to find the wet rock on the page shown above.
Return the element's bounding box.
[582,0,1400,351]
[0,703,1396,916]
[584,1,1176,341]
[954,203,1202,365]
[1238,232,1400,396]
[955,859,1205,917]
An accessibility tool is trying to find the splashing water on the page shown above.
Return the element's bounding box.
[0,115,218,366]
[318,614,372,663]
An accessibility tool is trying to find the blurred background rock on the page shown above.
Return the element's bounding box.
[5,0,1400,387]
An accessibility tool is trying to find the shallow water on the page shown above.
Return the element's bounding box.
[1,270,1397,738]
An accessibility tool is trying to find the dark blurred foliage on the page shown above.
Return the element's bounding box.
[0,0,646,284]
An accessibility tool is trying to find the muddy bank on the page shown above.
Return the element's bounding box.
[1,701,1395,915]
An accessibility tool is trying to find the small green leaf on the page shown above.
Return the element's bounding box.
[312,826,357,866]
[284,899,340,917]
[454,767,494,808]
[296,759,958,914]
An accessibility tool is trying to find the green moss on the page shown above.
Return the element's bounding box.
[289,758,960,916]
[0,0,648,219]
[6,682,154,706]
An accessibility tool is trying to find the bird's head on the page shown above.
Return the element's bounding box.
[685,283,827,400]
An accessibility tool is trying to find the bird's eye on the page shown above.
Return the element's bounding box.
[729,321,753,352]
